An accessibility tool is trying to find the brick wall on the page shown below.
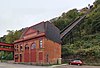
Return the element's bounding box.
[44,38,61,64]
[14,37,61,64]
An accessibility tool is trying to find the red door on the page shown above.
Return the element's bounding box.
[30,49,36,62]
[15,58,18,62]
[15,54,18,62]
[39,52,43,62]
[24,47,29,62]
[20,54,22,62]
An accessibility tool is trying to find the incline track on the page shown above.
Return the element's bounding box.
[60,10,90,39]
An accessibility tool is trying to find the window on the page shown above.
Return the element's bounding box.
[17,45,18,48]
[39,39,43,48]
[15,54,18,58]
[20,45,23,51]
[14,45,18,52]
[37,30,39,34]
[31,43,36,49]
[25,44,29,49]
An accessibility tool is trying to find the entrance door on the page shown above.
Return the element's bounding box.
[31,49,36,62]
[24,45,29,62]
[39,52,43,62]
[15,54,18,62]
[30,43,36,62]
[20,54,22,62]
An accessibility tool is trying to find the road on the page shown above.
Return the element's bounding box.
[0,63,100,68]
[0,63,51,68]
[54,65,100,68]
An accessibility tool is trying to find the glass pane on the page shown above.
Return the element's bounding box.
[39,40,43,48]
[31,43,36,49]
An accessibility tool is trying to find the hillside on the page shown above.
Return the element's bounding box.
[61,0,100,63]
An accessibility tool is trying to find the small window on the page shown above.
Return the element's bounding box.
[25,44,29,49]
[14,48,16,52]
[39,39,43,48]
[20,45,23,51]
[37,30,39,34]
[31,43,36,49]
[15,54,18,58]
[17,45,18,48]
[15,45,18,48]
[14,45,16,48]
[14,45,18,52]
[20,46,22,49]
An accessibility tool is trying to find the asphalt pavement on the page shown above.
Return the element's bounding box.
[0,62,100,68]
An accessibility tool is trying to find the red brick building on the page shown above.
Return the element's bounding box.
[14,21,61,64]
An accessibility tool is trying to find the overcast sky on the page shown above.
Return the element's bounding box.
[0,0,95,37]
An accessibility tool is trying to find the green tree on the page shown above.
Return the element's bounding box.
[0,35,6,42]
[52,9,80,30]
[13,30,22,41]
[5,30,14,43]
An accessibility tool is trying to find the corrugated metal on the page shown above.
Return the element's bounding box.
[45,21,61,43]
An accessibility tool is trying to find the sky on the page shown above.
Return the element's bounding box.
[0,0,95,37]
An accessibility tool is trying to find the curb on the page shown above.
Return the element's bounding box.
[50,64,67,68]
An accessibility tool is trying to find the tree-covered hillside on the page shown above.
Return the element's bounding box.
[61,0,100,63]
[50,9,81,30]
[0,29,23,43]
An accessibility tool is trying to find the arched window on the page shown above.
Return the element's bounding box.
[31,43,36,49]
[25,44,29,49]
[14,45,18,52]
[20,45,23,51]
[15,54,18,58]
[17,45,18,48]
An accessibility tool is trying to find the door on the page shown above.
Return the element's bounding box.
[39,52,43,62]
[30,49,36,62]
[20,54,22,62]
[30,43,36,62]
[24,45,29,62]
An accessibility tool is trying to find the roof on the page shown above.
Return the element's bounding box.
[15,21,61,43]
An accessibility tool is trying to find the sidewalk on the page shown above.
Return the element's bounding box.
[50,64,67,68]
[5,61,67,68]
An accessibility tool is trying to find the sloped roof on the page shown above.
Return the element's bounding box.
[16,21,61,43]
